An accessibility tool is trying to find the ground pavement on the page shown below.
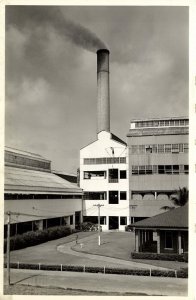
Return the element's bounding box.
[4,269,188,296]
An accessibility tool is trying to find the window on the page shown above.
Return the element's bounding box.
[120,170,127,179]
[132,166,139,175]
[83,157,126,165]
[152,145,157,153]
[109,169,118,183]
[70,215,73,225]
[165,165,172,174]
[83,192,107,200]
[145,145,152,153]
[84,171,106,179]
[146,165,153,174]
[120,191,127,200]
[172,144,179,153]
[165,232,173,249]
[158,144,164,153]
[120,157,126,163]
[139,165,145,175]
[184,165,189,174]
[165,144,171,153]
[165,120,170,126]
[158,165,165,174]
[179,144,184,152]
[173,165,179,174]
[109,191,119,204]
[184,143,188,153]
[120,217,127,225]
[100,217,106,225]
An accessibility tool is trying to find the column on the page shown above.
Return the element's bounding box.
[38,220,43,230]
[178,231,182,254]
[157,230,160,254]
[135,230,139,252]
[155,192,157,200]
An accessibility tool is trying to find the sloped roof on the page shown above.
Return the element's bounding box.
[5,166,82,194]
[5,146,46,160]
[111,133,127,146]
[131,205,188,229]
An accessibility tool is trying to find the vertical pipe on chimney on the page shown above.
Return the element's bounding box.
[97,49,110,134]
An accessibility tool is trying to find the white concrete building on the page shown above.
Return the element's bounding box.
[80,131,129,231]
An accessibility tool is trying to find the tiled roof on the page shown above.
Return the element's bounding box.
[5,166,82,194]
[131,205,188,229]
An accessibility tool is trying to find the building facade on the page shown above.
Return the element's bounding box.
[4,147,83,236]
[127,117,189,223]
[80,131,129,231]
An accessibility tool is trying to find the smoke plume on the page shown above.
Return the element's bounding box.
[6,6,107,52]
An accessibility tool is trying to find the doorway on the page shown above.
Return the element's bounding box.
[109,216,119,230]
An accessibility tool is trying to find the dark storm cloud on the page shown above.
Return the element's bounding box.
[6,6,107,53]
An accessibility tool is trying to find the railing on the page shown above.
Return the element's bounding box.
[108,178,119,183]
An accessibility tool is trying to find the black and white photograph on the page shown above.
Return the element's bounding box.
[1,2,193,297]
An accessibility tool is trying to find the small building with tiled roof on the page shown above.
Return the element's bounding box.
[131,205,188,255]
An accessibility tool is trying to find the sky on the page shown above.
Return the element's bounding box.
[5,5,189,174]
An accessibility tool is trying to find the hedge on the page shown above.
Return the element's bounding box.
[4,226,72,253]
[131,252,188,262]
[4,262,188,278]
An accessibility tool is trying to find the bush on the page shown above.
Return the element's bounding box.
[85,266,104,273]
[177,267,188,278]
[105,267,150,276]
[80,222,102,232]
[151,269,175,277]
[4,226,72,252]
[131,252,188,262]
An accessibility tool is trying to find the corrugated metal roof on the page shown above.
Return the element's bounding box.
[131,205,188,229]
[5,166,82,194]
[5,146,47,160]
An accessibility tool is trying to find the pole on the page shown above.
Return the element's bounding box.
[93,204,104,246]
[7,211,11,286]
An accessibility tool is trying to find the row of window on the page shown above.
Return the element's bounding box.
[130,143,188,154]
[83,157,126,165]
[83,191,127,202]
[134,119,188,128]
[83,169,127,180]
[132,165,189,175]
[5,194,82,200]
[83,216,127,226]
[5,152,51,170]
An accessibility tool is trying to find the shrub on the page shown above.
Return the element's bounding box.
[177,267,188,278]
[62,265,83,272]
[105,267,150,276]
[4,225,72,252]
[85,266,104,273]
[131,252,188,262]
[151,269,175,277]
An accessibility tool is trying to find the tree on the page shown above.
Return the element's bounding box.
[161,187,188,211]
[171,187,188,206]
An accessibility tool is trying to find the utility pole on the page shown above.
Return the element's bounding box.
[7,211,11,286]
[93,204,104,246]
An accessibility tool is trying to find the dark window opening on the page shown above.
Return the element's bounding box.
[165,231,173,249]
[120,217,127,225]
[109,191,119,204]
[120,170,127,179]
[83,192,107,200]
[120,191,127,200]
[70,215,73,225]
[109,169,118,183]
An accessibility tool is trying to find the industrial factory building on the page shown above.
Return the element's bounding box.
[127,116,189,223]
[80,49,129,231]
[80,49,189,231]
[4,147,83,236]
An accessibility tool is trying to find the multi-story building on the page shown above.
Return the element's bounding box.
[4,147,83,236]
[80,131,129,231]
[127,117,189,223]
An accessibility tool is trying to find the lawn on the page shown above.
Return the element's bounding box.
[72,231,188,270]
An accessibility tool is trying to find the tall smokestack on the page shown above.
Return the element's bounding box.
[97,49,110,134]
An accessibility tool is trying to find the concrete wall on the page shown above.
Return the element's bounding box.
[80,131,129,231]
